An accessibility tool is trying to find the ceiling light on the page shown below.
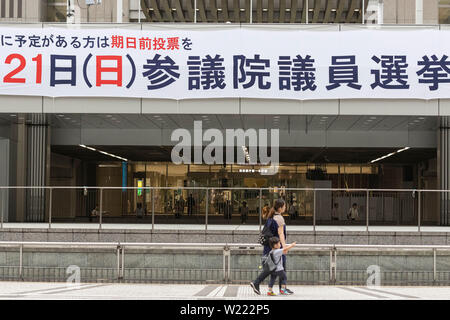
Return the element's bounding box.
[397,147,410,153]
[79,144,128,162]
[370,147,410,163]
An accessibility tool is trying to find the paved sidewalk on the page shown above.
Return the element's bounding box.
[0,282,449,300]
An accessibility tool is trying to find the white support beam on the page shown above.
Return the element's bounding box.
[416,0,423,24]
[117,0,123,23]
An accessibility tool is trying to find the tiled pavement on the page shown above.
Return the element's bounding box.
[0,281,449,300]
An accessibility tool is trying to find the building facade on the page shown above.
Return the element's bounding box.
[0,0,449,227]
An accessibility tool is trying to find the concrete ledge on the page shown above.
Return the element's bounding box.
[3,224,450,245]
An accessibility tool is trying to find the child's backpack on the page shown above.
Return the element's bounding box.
[258,219,274,246]
[261,251,281,273]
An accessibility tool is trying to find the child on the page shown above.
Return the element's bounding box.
[266,236,296,296]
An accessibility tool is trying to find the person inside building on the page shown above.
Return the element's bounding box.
[240,201,249,224]
[225,199,232,220]
[90,205,99,222]
[288,201,297,220]
[331,203,339,221]
[136,202,144,219]
[175,195,185,219]
[347,203,359,221]
[187,193,195,216]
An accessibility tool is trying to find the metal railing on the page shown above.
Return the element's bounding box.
[0,241,450,285]
[0,186,448,232]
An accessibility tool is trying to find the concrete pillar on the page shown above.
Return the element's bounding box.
[11,118,27,222]
[25,114,51,222]
[8,115,51,223]
[439,117,450,226]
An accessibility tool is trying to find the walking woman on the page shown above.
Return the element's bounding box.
[250,198,294,295]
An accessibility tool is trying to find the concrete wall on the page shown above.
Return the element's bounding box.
[423,0,439,24]
[50,153,80,219]
[0,138,8,222]
[0,245,449,285]
[2,228,450,245]
[383,0,416,24]
[97,166,123,216]
[0,0,46,23]
[381,0,438,24]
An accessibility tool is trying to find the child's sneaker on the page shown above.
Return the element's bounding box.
[279,288,290,295]
[250,282,260,295]
[267,291,277,296]
[284,288,294,295]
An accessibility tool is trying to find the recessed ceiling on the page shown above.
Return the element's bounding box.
[0,113,439,131]
[138,0,368,24]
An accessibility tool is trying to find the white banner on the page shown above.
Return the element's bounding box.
[0,27,448,100]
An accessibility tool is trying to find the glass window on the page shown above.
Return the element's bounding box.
[47,0,67,22]
[363,0,384,24]
[189,164,210,173]
[439,0,450,24]
[343,165,362,174]
[278,165,297,173]
[326,164,339,174]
